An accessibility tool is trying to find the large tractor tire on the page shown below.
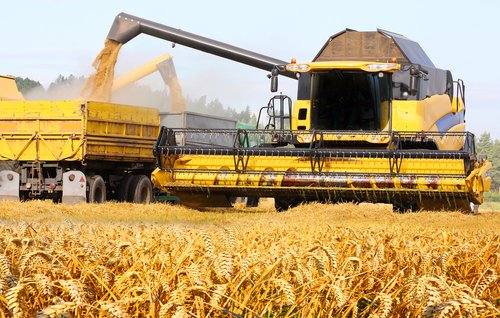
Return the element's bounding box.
[128,175,153,203]
[87,175,106,203]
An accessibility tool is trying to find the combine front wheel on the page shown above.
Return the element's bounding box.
[274,198,301,212]
[470,203,479,214]
[457,199,479,214]
[392,200,419,213]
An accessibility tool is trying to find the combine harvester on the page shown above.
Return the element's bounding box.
[102,13,491,212]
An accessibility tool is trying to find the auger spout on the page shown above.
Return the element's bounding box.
[107,12,297,79]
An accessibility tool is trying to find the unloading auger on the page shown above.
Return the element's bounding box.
[105,13,491,212]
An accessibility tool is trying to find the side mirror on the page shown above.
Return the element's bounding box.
[409,66,419,96]
[270,68,279,92]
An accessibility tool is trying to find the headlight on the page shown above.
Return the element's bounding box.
[297,134,312,143]
[365,63,399,71]
[286,63,310,72]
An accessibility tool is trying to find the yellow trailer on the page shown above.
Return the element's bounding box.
[0,100,159,203]
[0,54,189,203]
[0,76,24,101]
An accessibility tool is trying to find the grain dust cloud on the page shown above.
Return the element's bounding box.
[161,65,185,112]
[81,39,122,102]
[23,37,187,113]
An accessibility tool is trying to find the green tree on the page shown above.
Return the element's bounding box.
[185,95,208,113]
[184,96,256,124]
[477,132,492,156]
[489,140,500,193]
[45,75,87,99]
[236,105,256,124]
[15,77,42,94]
[206,98,226,116]
[476,132,500,194]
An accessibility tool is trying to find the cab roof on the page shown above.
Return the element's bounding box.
[314,29,435,68]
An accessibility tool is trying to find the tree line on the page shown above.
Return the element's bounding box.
[476,132,500,200]
[15,75,257,124]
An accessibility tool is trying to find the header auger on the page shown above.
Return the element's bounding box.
[103,13,490,212]
[152,128,490,212]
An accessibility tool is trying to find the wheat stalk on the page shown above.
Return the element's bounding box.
[100,301,132,318]
[474,268,497,297]
[272,278,295,306]
[368,292,392,318]
[6,281,25,318]
[0,201,497,317]
[36,301,77,318]
[59,279,88,304]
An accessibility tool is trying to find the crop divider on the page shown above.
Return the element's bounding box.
[233,129,250,172]
[310,131,325,173]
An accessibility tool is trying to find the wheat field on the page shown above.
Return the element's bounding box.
[0,200,498,317]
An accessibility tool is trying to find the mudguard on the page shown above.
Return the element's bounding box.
[62,171,87,204]
[0,170,20,201]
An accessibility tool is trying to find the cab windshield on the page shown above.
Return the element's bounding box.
[311,70,391,131]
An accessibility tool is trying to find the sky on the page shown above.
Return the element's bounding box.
[3,0,500,139]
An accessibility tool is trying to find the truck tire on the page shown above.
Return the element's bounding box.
[117,175,134,202]
[128,175,152,203]
[87,175,106,203]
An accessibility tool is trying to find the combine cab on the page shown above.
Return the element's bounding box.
[105,13,491,212]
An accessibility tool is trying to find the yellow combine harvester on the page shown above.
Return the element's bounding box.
[103,13,490,212]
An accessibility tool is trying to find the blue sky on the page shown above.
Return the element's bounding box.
[3,0,500,138]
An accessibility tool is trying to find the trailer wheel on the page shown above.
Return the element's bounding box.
[128,175,152,203]
[87,175,106,203]
[117,175,134,202]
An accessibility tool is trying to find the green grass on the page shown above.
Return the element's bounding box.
[481,200,500,211]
